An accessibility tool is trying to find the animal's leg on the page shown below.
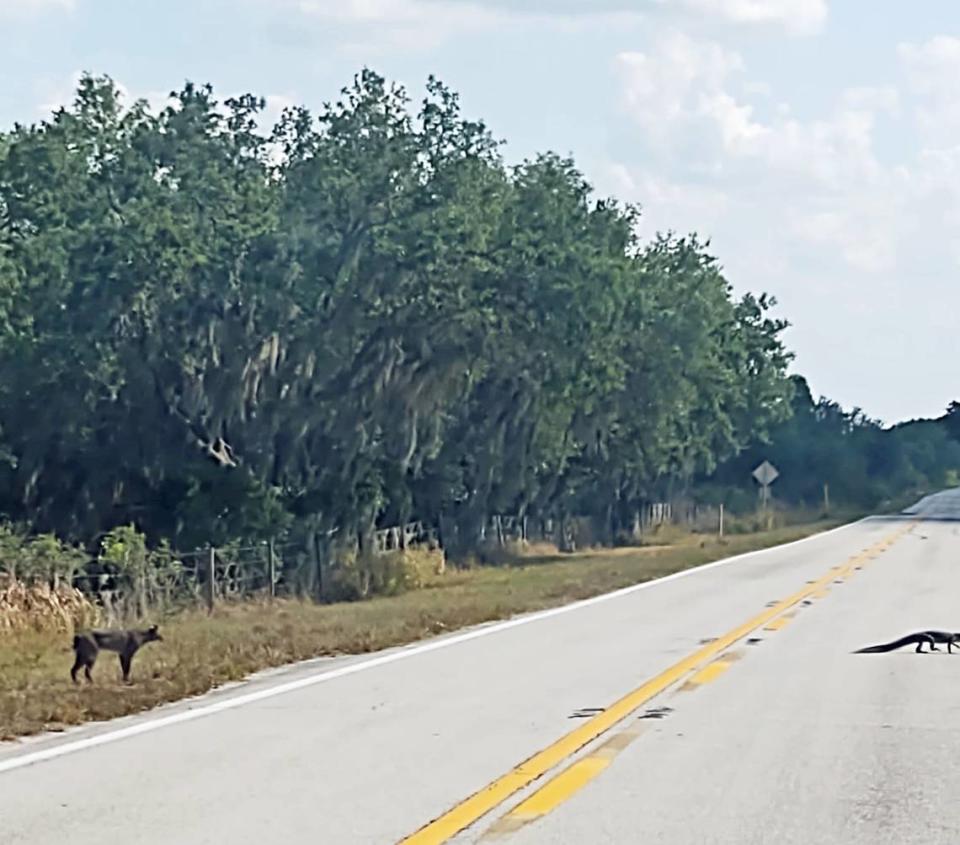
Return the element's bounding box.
[120,652,133,683]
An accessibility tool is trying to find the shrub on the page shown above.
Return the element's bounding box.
[328,549,444,601]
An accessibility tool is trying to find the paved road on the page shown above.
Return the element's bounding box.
[1,490,958,844]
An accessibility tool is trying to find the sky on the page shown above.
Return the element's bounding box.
[1,0,958,425]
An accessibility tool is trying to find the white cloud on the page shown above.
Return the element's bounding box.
[261,94,297,126]
[287,0,825,53]
[668,0,827,34]
[899,35,960,148]
[616,33,743,142]
[298,0,474,24]
[788,197,900,274]
[0,0,73,15]
[613,32,921,278]
[840,85,899,116]
[354,0,831,35]
[607,165,731,235]
[616,33,886,188]
[296,0,643,52]
[898,35,960,97]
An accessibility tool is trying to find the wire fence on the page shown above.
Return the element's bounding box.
[70,540,290,619]
[38,503,733,622]
[62,520,440,621]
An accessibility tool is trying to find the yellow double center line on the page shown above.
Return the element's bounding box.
[398,521,914,844]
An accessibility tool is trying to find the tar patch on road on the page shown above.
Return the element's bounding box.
[638,706,673,720]
[569,707,606,719]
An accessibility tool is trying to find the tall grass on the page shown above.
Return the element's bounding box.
[0,577,98,634]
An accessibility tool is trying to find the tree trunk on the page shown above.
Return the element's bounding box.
[448,501,487,564]
[558,514,576,553]
[494,514,505,548]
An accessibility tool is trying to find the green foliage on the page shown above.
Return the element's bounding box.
[0,524,87,582]
[701,377,960,511]
[943,401,960,444]
[97,524,184,616]
[99,525,149,580]
[0,68,842,572]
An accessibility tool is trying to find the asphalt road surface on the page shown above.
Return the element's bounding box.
[2,490,960,844]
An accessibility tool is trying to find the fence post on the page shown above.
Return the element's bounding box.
[719,503,725,539]
[206,546,216,613]
[138,569,148,620]
[267,539,276,600]
[314,532,325,602]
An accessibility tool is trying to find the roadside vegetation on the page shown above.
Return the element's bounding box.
[1,517,839,740]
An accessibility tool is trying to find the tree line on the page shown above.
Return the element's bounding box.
[701,377,960,512]
[0,71,955,586]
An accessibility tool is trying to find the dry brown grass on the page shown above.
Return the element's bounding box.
[0,519,840,740]
[0,578,98,634]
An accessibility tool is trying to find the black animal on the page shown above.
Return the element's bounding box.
[71,624,163,683]
[854,630,960,654]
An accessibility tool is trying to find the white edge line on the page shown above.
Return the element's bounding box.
[0,515,877,775]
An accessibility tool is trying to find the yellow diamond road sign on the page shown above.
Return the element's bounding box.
[752,460,779,486]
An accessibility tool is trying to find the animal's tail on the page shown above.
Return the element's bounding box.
[71,634,81,651]
[854,634,916,653]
